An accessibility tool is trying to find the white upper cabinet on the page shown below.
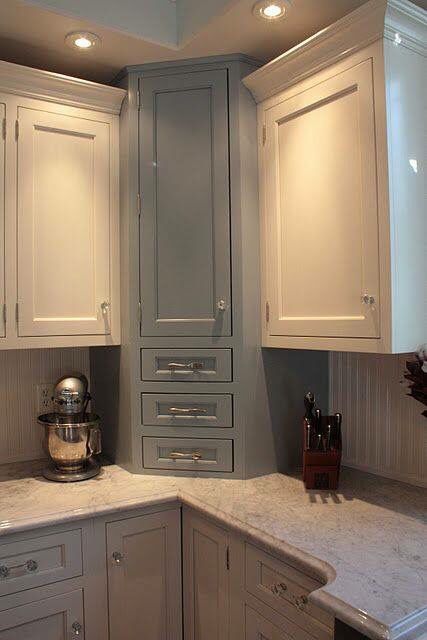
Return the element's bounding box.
[0,60,124,348]
[0,101,5,338]
[17,107,111,337]
[244,0,426,353]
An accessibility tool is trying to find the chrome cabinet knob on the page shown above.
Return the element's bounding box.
[271,582,287,597]
[112,551,124,564]
[25,559,38,573]
[217,299,227,312]
[71,621,83,636]
[295,595,308,610]
[100,301,111,315]
[361,294,375,305]
[0,565,9,578]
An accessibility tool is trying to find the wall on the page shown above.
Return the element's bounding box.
[330,352,426,488]
[0,348,89,465]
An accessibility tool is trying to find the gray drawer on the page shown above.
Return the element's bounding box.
[245,543,333,637]
[141,349,232,382]
[0,530,83,597]
[142,393,233,428]
[143,437,233,472]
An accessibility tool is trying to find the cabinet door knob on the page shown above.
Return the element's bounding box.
[295,595,308,610]
[0,565,9,578]
[112,551,124,564]
[100,301,111,315]
[217,299,227,312]
[71,621,83,636]
[361,294,375,305]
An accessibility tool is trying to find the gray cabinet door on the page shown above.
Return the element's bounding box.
[0,589,84,639]
[107,509,182,640]
[139,70,231,337]
[183,508,229,640]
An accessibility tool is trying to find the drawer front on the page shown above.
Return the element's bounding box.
[141,349,232,382]
[245,544,333,636]
[142,394,233,428]
[143,437,233,472]
[0,530,82,597]
[245,606,290,640]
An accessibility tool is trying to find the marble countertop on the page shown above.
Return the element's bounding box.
[0,461,425,640]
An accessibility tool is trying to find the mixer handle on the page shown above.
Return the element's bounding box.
[88,426,102,456]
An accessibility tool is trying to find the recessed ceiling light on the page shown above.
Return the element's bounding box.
[252,0,290,21]
[65,31,100,51]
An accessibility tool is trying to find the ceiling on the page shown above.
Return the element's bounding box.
[0,0,425,83]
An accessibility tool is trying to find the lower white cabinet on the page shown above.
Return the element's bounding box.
[0,589,84,640]
[106,510,182,640]
[183,507,230,640]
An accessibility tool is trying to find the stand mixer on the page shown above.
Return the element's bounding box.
[38,374,102,482]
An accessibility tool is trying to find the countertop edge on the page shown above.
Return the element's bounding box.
[0,483,425,640]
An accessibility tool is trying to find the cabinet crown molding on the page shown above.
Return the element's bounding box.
[243,0,427,102]
[0,59,125,114]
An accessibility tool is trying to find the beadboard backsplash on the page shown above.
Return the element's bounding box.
[330,352,426,488]
[0,348,90,464]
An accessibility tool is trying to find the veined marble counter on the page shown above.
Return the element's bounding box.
[0,461,425,640]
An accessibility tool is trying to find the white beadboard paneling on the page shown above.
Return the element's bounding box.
[329,352,426,488]
[0,348,89,464]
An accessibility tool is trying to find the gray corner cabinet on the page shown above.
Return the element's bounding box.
[90,54,329,478]
[0,505,337,640]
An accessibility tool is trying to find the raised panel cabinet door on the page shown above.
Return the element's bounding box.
[183,507,229,640]
[0,589,84,640]
[0,102,5,338]
[139,70,231,337]
[264,59,380,339]
[107,509,182,640]
[17,106,111,337]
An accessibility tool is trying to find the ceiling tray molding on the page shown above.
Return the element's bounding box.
[243,0,426,103]
[0,59,125,114]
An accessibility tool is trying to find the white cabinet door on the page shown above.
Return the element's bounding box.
[0,102,5,338]
[17,106,111,337]
[264,59,380,339]
[0,589,84,639]
[183,508,230,640]
[107,509,182,640]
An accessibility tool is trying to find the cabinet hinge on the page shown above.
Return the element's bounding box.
[2,118,5,140]
[2,304,6,326]
[226,546,230,571]
[15,119,19,140]
[137,193,142,217]
[15,302,19,325]
[138,301,142,324]
[262,124,266,145]
[136,89,141,110]
[266,302,270,323]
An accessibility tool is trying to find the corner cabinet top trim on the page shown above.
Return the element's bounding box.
[0,59,126,114]
[242,0,427,102]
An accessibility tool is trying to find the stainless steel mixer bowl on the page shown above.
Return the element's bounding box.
[38,413,101,473]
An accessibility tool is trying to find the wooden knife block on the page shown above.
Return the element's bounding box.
[302,418,342,491]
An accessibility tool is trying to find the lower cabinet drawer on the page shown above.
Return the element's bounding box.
[142,393,233,429]
[0,589,84,639]
[0,530,83,597]
[142,437,233,472]
[245,605,290,640]
[245,543,333,638]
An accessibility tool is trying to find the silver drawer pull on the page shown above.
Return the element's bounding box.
[270,582,288,597]
[71,621,83,636]
[169,451,202,461]
[168,361,204,371]
[0,559,39,578]
[217,299,227,312]
[295,595,308,611]
[168,407,208,415]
